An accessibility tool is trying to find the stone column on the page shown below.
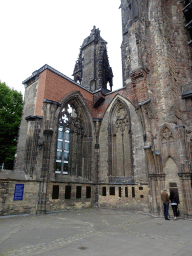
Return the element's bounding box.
[149,173,166,216]
[144,146,156,213]
[94,118,101,205]
[178,172,192,217]
[36,129,53,214]
[149,175,158,214]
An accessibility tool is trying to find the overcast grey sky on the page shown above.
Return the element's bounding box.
[0,0,123,96]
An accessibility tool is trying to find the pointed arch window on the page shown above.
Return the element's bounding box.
[55,100,92,179]
[56,126,70,174]
[55,104,72,174]
[108,100,133,178]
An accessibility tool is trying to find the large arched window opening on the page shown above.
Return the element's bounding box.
[55,99,92,180]
[55,104,72,174]
[108,99,133,179]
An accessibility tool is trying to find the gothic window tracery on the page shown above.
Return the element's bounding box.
[55,101,91,178]
[160,126,177,164]
[108,100,132,178]
[161,127,174,144]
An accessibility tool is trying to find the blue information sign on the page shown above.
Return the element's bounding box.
[13,184,24,200]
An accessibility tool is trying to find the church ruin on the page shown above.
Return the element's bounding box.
[1,0,192,217]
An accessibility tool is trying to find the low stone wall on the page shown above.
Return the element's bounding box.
[0,180,39,216]
[98,185,149,212]
[0,177,150,216]
[46,183,96,213]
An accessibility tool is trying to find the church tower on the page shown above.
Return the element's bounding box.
[120,0,192,216]
[120,0,148,88]
[73,26,113,92]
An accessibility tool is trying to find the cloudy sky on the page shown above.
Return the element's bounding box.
[0,0,123,97]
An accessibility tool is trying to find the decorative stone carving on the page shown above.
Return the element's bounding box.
[161,127,174,144]
[115,103,129,133]
[178,173,192,179]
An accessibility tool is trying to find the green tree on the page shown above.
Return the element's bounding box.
[0,81,23,170]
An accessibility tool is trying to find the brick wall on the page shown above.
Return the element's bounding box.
[35,70,93,116]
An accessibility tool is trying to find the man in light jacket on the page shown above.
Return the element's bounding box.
[161,188,170,220]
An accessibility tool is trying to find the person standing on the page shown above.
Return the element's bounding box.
[170,190,178,220]
[161,188,170,220]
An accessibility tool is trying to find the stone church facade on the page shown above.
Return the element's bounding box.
[1,0,192,217]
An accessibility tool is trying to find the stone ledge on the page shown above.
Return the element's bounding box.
[25,115,42,121]
[182,90,192,99]
[136,98,151,110]
[43,99,61,106]
[182,80,192,94]
[0,170,28,181]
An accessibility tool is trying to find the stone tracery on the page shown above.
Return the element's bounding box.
[56,100,91,179]
[161,127,174,144]
[108,100,132,179]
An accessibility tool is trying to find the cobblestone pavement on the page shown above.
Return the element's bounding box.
[0,208,192,256]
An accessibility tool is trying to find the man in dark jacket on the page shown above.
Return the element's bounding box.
[161,188,170,220]
[170,190,179,220]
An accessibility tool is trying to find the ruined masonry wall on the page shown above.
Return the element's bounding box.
[46,183,96,212]
[0,181,39,216]
[98,185,149,212]
[14,80,39,171]
[35,70,93,116]
[99,95,147,184]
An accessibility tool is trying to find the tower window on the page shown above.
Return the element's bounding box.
[107,81,111,91]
